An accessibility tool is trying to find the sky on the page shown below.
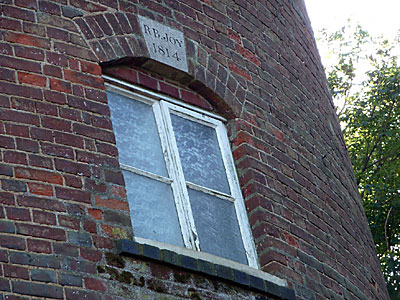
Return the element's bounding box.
[304,0,400,109]
[304,0,400,39]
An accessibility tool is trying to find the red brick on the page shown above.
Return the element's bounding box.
[36,101,58,116]
[16,138,39,153]
[85,277,107,292]
[103,66,138,84]
[27,238,52,254]
[229,63,251,81]
[4,150,28,165]
[0,234,26,250]
[180,89,213,110]
[138,72,158,90]
[44,64,62,78]
[55,159,91,176]
[55,187,91,204]
[0,16,22,31]
[46,52,68,67]
[73,123,115,143]
[0,55,41,74]
[0,108,40,125]
[91,115,112,129]
[3,5,35,21]
[64,69,104,89]
[0,192,15,205]
[50,78,71,93]
[5,32,50,49]
[18,195,66,212]
[0,67,16,82]
[23,21,45,36]
[159,81,179,98]
[236,44,261,66]
[28,182,54,197]
[30,127,53,142]
[68,95,110,116]
[81,61,102,75]
[41,116,72,132]
[0,135,15,149]
[64,174,83,188]
[93,235,113,249]
[29,154,53,169]
[5,124,29,137]
[85,88,107,103]
[59,107,82,122]
[80,248,102,262]
[15,167,63,185]
[88,209,102,220]
[16,223,66,241]
[54,131,84,148]
[95,142,118,156]
[83,220,97,234]
[44,90,67,104]
[6,207,31,221]
[95,196,129,211]
[15,45,45,61]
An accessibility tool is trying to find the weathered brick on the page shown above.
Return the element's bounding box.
[55,187,91,204]
[4,265,29,280]
[65,288,101,300]
[58,215,80,230]
[59,273,83,286]
[27,238,52,254]
[30,268,57,283]
[16,223,66,241]
[18,195,66,212]
[41,142,74,159]
[13,281,63,299]
[32,210,56,225]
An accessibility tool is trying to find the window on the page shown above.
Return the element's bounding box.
[106,80,258,268]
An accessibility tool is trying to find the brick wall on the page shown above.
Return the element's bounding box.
[0,0,388,299]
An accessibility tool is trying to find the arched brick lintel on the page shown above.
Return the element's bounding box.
[74,13,241,119]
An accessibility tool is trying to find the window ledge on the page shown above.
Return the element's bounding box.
[116,239,296,300]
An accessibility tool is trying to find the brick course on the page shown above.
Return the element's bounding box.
[0,0,388,299]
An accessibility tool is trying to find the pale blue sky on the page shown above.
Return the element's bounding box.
[305,0,400,39]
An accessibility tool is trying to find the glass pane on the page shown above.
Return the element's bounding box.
[107,90,168,177]
[123,170,184,247]
[170,114,230,194]
[188,188,247,264]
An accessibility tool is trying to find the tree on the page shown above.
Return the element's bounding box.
[317,23,400,298]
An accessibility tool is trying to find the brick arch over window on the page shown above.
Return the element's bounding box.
[72,12,245,119]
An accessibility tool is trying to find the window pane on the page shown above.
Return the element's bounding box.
[170,114,230,194]
[123,170,184,247]
[188,188,247,265]
[107,90,168,177]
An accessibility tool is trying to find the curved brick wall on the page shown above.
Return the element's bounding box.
[0,0,388,299]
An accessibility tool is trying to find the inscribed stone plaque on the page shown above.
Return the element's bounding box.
[138,16,188,72]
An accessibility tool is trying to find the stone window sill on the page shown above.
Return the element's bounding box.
[116,239,296,300]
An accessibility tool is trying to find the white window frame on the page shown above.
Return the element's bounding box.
[104,76,259,269]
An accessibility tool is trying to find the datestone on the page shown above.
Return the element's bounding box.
[139,16,188,72]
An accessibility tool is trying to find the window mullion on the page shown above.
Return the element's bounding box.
[215,124,259,268]
[158,101,200,251]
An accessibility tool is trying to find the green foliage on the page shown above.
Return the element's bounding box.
[318,23,400,299]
